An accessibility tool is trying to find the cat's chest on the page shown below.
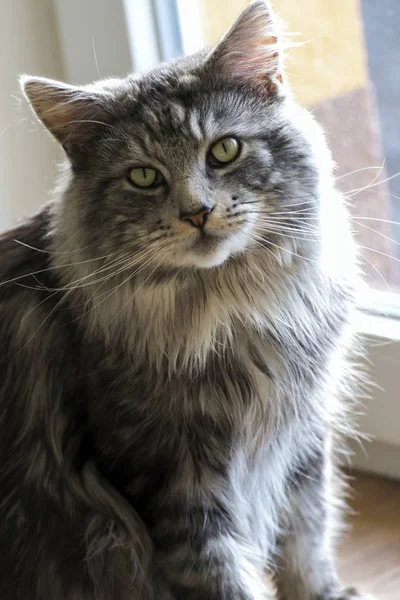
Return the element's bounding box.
[87,323,326,520]
[90,326,305,464]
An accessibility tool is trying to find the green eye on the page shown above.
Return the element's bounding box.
[128,167,162,188]
[209,137,240,166]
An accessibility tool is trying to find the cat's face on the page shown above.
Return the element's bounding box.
[63,77,320,271]
[92,84,273,270]
[23,1,327,272]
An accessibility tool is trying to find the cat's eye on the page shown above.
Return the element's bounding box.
[128,167,163,189]
[209,137,240,166]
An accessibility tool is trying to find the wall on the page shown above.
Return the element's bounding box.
[0,0,64,231]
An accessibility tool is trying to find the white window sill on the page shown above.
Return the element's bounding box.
[353,306,400,480]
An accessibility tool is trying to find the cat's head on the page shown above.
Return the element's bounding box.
[22,0,331,272]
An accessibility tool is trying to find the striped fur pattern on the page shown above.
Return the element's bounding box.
[0,2,371,599]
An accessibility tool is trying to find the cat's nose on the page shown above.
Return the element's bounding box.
[180,206,212,228]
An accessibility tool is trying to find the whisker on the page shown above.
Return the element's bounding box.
[343,160,386,196]
[335,164,386,180]
[92,37,101,79]
[247,233,282,264]
[15,282,47,291]
[256,219,320,234]
[256,207,316,217]
[0,117,27,139]
[76,252,159,321]
[12,238,111,256]
[46,246,156,292]
[62,249,154,291]
[14,289,73,357]
[10,255,148,332]
[18,289,62,323]
[33,253,134,292]
[0,251,121,287]
[257,216,320,230]
[249,232,319,266]
[352,220,400,248]
[237,200,262,206]
[58,233,167,295]
[81,248,156,302]
[350,216,400,227]
[231,208,317,223]
[344,167,400,199]
[256,219,320,236]
[386,192,400,203]
[110,254,168,324]
[256,228,320,242]
[32,274,51,292]
[360,255,392,292]
[259,207,316,216]
[357,244,400,266]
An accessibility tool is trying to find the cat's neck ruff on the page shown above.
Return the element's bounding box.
[73,242,321,374]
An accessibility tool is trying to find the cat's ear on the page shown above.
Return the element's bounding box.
[206,0,284,97]
[20,76,112,158]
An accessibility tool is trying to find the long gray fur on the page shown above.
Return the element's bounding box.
[0,2,369,599]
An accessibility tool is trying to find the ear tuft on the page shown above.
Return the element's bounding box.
[207,0,285,96]
[20,75,112,158]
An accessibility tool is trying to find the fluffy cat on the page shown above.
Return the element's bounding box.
[0,1,370,599]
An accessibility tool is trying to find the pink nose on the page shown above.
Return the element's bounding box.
[180,207,211,228]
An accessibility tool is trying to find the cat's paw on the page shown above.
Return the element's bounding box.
[326,587,375,600]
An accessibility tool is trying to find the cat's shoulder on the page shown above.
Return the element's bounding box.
[0,206,53,290]
[0,206,80,365]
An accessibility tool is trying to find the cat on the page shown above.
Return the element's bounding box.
[0,1,371,599]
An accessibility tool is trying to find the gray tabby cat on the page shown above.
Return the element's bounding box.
[0,1,371,599]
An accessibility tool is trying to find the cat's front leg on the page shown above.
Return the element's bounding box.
[274,439,373,600]
[152,497,274,600]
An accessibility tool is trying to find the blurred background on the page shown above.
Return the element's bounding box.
[0,1,399,596]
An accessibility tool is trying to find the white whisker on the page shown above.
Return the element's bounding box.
[357,244,400,266]
[345,166,400,199]
[350,216,400,228]
[75,251,159,322]
[14,289,73,358]
[360,254,392,292]
[92,38,101,79]
[249,231,319,266]
[352,220,400,248]
[335,164,386,180]
[110,254,168,324]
